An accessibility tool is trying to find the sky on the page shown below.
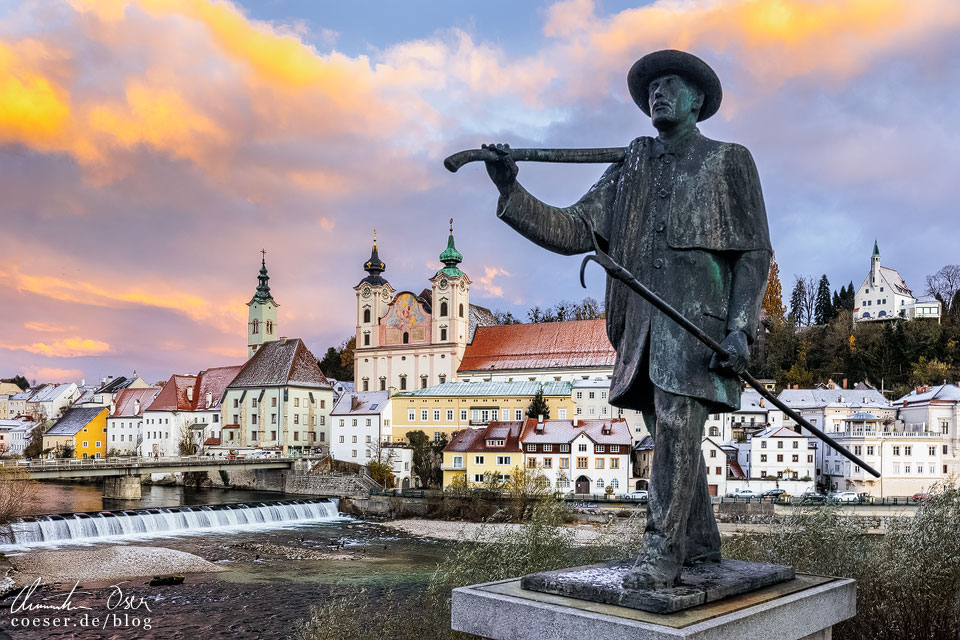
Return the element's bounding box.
[1,0,958,385]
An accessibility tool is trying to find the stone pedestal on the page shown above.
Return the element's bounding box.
[103,475,142,500]
[452,573,855,640]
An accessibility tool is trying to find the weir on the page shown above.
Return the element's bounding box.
[5,499,340,547]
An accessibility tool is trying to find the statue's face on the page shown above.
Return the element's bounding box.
[648,74,703,129]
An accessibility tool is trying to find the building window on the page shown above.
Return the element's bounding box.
[251,319,259,334]
[595,459,604,469]
[446,410,454,421]
[527,458,537,468]
[460,410,468,421]
[421,410,428,421]
[576,457,588,469]
[543,458,553,469]
[578,443,587,452]
[475,455,485,465]
[560,458,569,469]
[380,377,386,391]
[266,321,273,335]
[399,376,407,391]
[558,408,567,419]
[251,415,258,425]
[363,309,371,323]
[527,444,536,452]
[596,478,604,489]
[596,445,605,453]
[421,376,428,389]
[760,454,767,462]
[514,409,523,420]
[561,444,569,453]
[363,333,370,346]
[440,301,448,316]
[440,328,447,341]
[459,303,464,317]
[403,332,409,344]
[433,410,441,421]
[439,375,446,384]
[408,410,416,421]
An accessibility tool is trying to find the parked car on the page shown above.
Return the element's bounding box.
[727,488,760,499]
[912,492,932,502]
[625,490,649,501]
[761,488,787,498]
[799,491,826,504]
[830,491,860,503]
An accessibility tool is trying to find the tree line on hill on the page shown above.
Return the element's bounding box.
[755,256,960,397]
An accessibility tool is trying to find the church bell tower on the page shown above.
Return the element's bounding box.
[247,251,278,358]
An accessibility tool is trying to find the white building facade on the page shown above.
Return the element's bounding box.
[330,392,391,463]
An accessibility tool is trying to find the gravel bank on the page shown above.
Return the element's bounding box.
[381,519,615,544]
[9,546,224,586]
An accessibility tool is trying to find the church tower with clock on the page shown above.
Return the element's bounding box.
[353,222,484,393]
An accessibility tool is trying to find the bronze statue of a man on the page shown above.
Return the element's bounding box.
[483,50,772,590]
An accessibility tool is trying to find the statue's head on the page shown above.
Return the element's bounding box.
[628,50,722,127]
[648,74,704,130]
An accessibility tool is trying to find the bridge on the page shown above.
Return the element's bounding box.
[1,455,324,499]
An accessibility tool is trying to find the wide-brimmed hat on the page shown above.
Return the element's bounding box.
[628,50,722,122]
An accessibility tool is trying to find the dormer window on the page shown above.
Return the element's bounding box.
[486,439,505,447]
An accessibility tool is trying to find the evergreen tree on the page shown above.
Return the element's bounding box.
[789,278,807,326]
[842,282,856,310]
[832,290,843,317]
[525,386,550,420]
[814,275,832,325]
[761,254,786,325]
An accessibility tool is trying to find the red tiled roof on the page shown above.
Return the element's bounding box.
[111,387,162,417]
[458,319,614,372]
[519,418,631,446]
[444,421,524,453]
[145,365,241,412]
[204,437,221,446]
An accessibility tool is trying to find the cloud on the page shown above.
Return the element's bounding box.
[24,321,65,333]
[477,266,511,297]
[23,366,85,383]
[2,338,111,358]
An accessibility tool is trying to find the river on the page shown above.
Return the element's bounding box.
[0,483,451,639]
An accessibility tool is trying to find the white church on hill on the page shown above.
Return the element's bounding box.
[853,241,940,324]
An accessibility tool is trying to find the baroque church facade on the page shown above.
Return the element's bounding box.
[353,223,494,392]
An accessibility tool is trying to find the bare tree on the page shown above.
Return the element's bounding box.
[926,265,960,313]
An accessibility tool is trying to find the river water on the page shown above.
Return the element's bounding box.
[0,483,451,639]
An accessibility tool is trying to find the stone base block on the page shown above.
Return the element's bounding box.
[521,558,794,614]
[103,475,142,500]
[452,573,855,640]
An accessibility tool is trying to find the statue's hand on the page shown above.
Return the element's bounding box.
[482,143,518,195]
[709,330,749,375]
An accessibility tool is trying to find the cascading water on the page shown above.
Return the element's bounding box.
[4,499,341,548]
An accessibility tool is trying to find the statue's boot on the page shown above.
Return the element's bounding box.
[622,534,681,591]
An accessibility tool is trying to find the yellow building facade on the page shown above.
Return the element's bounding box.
[390,381,575,444]
[43,407,108,459]
[441,422,525,488]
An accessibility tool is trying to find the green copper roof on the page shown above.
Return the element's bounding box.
[872,239,880,258]
[251,256,274,304]
[437,218,464,278]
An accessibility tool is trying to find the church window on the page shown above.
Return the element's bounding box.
[440,327,447,341]
[252,319,259,334]
[402,332,409,344]
[266,321,273,334]
[421,375,428,389]
[362,378,369,392]
[399,376,407,391]
[363,309,371,323]
[363,332,370,346]
[439,374,446,384]
[459,303,464,317]
[379,377,386,391]
[440,301,448,316]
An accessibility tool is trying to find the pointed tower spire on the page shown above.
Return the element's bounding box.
[437,217,465,278]
[361,229,388,285]
[872,239,880,258]
[252,250,275,303]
